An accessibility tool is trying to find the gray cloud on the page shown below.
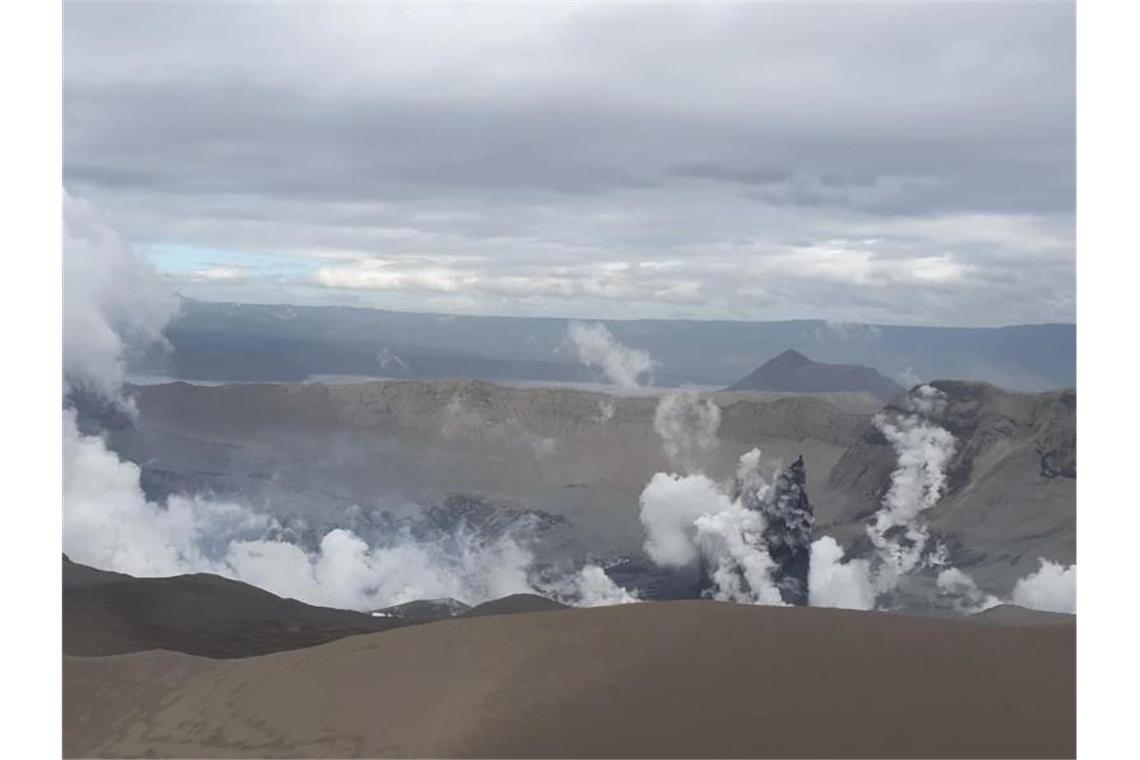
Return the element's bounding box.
[63,1,1074,326]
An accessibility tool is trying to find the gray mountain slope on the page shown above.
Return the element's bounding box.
[63,555,409,658]
[822,381,1075,595]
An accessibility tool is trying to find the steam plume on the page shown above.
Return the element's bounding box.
[866,385,957,594]
[808,536,875,610]
[60,194,635,610]
[63,191,179,406]
[653,391,721,471]
[808,385,958,609]
[563,565,640,606]
[639,449,787,605]
[1011,559,1076,613]
[936,568,1001,614]
[566,321,655,389]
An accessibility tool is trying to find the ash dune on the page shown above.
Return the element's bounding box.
[64,555,582,660]
[64,600,1075,759]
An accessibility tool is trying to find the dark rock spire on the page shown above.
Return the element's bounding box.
[759,455,814,605]
[699,454,815,605]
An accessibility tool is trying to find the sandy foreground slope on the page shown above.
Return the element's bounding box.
[64,601,1074,759]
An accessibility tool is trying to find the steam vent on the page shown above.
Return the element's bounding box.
[701,455,815,605]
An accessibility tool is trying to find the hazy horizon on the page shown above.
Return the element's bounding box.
[166,294,1076,331]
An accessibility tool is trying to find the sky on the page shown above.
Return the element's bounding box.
[63,1,1074,327]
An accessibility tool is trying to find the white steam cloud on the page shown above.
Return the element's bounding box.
[866,385,957,594]
[809,385,958,609]
[64,406,542,608]
[640,472,734,567]
[63,408,269,577]
[63,191,179,405]
[808,536,875,610]
[61,195,636,611]
[565,565,641,607]
[639,448,785,605]
[1011,559,1076,614]
[807,385,1075,616]
[567,321,655,389]
[936,567,1001,614]
[653,391,721,471]
[224,529,537,611]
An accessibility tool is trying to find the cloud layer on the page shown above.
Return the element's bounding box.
[64,2,1074,326]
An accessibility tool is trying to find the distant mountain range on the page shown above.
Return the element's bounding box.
[128,298,1076,391]
[727,349,903,400]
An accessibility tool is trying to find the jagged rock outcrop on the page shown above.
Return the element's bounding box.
[698,455,815,605]
[757,456,814,605]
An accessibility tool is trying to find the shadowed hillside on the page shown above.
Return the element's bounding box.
[63,555,410,658]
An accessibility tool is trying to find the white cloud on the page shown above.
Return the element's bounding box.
[640,471,733,567]
[808,536,875,610]
[1011,559,1076,614]
[653,391,721,471]
[63,191,179,403]
[936,567,1001,614]
[638,448,786,606]
[189,266,247,282]
[65,2,1074,327]
[569,565,640,607]
[567,321,655,389]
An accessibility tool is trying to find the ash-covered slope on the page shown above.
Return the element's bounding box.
[823,381,1075,595]
[727,349,903,401]
[63,555,410,658]
[64,601,1074,759]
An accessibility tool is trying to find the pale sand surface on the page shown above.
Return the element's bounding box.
[64,600,1074,759]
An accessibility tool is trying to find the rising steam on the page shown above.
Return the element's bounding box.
[807,385,1075,614]
[566,321,655,389]
[63,191,179,406]
[807,385,960,609]
[61,194,636,611]
[639,447,787,605]
[866,385,957,594]
[1011,559,1076,614]
[61,196,1072,617]
[653,391,721,472]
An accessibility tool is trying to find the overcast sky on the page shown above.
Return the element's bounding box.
[64,1,1074,327]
